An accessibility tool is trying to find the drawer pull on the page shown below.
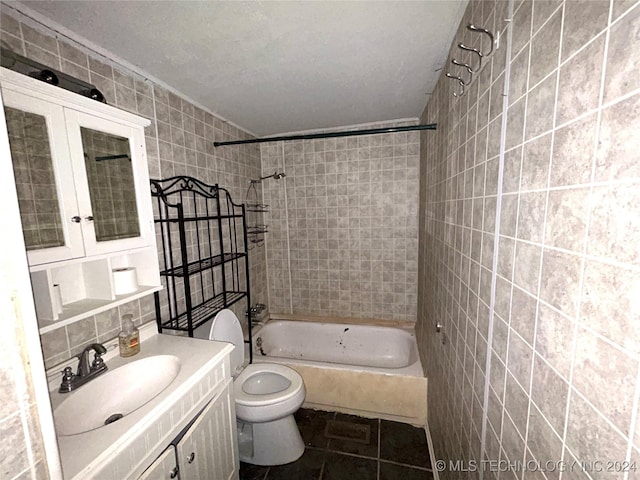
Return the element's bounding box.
[187,452,195,464]
[169,466,179,478]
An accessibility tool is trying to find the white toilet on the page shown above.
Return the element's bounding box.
[200,309,306,466]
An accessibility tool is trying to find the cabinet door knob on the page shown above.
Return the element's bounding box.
[187,452,195,464]
[85,215,94,222]
[169,466,179,478]
[71,216,81,223]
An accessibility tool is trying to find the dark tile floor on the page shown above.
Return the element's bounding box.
[240,409,434,480]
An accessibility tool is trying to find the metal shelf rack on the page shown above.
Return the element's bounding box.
[151,176,252,356]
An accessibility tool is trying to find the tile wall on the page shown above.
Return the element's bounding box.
[0,7,268,368]
[1,303,49,480]
[261,122,420,321]
[417,0,640,479]
[1,298,50,480]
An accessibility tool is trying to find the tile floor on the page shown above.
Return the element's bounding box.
[240,409,435,480]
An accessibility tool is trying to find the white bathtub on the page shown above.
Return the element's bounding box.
[252,320,423,376]
[250,319,427,424]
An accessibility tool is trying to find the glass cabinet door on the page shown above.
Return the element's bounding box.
[64,109,151,255]
[2,89,85,265]
[79,127,140,242]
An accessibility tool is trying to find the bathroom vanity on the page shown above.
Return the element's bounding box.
[48,328,239,479]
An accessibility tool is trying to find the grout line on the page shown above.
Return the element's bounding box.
[318,451,325,480]
[522,0,566,473]
[279,143,293,314]
[424,419,439,480]
[625,364,640,480]
[479,0,515,475]
[497,0,531,468]
[377,418,381,480]
[378,458,433,471]
[557,0,615,476]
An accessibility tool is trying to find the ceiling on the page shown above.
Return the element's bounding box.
[20,1,467,136]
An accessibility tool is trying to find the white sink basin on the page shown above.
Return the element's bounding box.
[54,355,181,436]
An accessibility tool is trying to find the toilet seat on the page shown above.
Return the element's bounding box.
[235,363,304,407]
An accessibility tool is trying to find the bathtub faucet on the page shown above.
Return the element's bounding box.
[247,304,267,324]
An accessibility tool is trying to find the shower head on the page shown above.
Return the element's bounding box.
[259,171,286,181]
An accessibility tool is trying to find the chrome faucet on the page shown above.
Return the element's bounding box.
[247,303,267,324]
[59,343,108,393]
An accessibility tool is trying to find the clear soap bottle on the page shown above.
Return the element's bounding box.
[118,314,140,357]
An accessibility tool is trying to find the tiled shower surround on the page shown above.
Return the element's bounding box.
[0,7,268,367]
[417,0,640,479]
[261,123,420,321]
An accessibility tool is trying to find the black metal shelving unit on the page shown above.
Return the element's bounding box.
[150,176,252,361]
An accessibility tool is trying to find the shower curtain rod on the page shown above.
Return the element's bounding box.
[213,123,437,147]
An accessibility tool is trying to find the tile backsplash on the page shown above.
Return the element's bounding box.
[417,0,640,478]
[38,296,154,369]
[261,122,420,321]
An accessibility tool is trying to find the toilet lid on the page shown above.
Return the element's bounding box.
[208,309,244,375]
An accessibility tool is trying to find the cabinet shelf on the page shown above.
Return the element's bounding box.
[154,214,243,223]
[38,284,161,334]
[247,225,268,235]
[159,291,247,333]
[246,203,269,213]
[160,252,246,278]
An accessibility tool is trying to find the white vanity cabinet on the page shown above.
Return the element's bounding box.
[176,382,238,480]
[138,446,179,480]
[0,67,161,333]
[138,382,239,480]
[54,334,239,480]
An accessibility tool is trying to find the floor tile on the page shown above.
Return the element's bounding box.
[379,420,431,469]
[295,408,335,449]
[266,448,324,480]
[322,452,378,480]
[379,461,434,480]
[239,461,269,480]
[327,413,379,458]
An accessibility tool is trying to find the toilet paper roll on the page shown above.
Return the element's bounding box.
[112,267,139,295]
[52,284,63,315]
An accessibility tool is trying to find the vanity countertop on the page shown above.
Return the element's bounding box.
[50,332,233,479]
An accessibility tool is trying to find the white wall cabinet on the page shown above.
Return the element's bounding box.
[0,67,161,334]
[138,381,239,480]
